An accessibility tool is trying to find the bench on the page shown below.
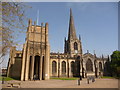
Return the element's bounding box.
[8,82,21,88]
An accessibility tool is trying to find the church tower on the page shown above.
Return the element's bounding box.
[64,8,82,58]
[21,19,50,81]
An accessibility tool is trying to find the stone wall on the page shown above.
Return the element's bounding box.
[9,57,22,79]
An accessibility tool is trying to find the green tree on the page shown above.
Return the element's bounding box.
[0,2,30,63]
[111,50,120,77]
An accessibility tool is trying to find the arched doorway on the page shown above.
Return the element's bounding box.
[34,55,40,80]
[71,61,75,76]
[86,59,93,72]
[62,61,66,76]
[52,61,57,75]
[75,56,80,77]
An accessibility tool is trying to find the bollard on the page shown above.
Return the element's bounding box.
[78,79,80,85]
[91,77,93,82]
[87,78,89,84]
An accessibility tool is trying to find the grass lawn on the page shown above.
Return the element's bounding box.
[50,77,79,80]
[0,76,15,81]
[101,76,115,79]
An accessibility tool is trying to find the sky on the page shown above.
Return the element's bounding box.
[2,2,118,68]
[2,0,120,2]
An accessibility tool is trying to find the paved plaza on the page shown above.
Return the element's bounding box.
[2,78,119,88]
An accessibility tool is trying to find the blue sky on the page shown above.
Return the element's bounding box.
[24,2,118,55]
[2,2,118,68]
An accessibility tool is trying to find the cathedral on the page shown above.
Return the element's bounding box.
[7,9,109,81]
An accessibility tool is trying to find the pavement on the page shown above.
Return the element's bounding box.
[2,78,119,88]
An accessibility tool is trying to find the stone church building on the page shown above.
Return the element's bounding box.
[7,9,109,81]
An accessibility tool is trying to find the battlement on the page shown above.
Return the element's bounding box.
[26,19,49,43]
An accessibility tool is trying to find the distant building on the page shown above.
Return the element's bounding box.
[2,68,7,76]
[7,9,109,81]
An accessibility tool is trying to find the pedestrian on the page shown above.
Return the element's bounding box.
[92,77,95,82]
[87,77,89,84]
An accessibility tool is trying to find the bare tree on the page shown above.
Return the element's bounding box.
[0,2,30,64]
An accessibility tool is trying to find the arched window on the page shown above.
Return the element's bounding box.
[71,61,74,73]
[62,61,66,74]
[99,62,102,71]
[52,61,57,74]
[74,42,78,50]
[86,59,93,72]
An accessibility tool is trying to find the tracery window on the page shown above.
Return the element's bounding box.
[74,42,78,50]
[62,61,66,74]
[86,59,93,72]
[52,61,57,74]
[99,62,102,71]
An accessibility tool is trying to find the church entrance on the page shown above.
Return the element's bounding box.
[34,55,40,80]
[74,56,80,77]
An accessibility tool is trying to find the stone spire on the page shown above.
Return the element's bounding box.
[68,8,77,41]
